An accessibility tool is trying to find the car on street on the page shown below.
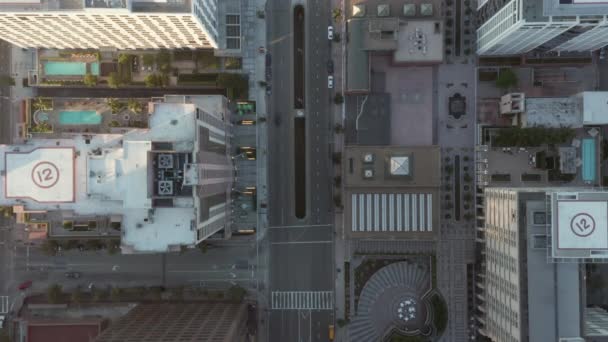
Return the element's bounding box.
[328,75,334,89]
[327,26,334,40]
[18,280,32,290]
[237,119,256,126]
[65,271,82,279]
[236,146,256,160]
[327,60,334,74]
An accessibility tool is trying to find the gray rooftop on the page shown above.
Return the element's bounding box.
[523,97,582,128]
[525,195,583,341]
[347,19,370,93]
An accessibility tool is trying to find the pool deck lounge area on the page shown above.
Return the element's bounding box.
[29,97,149,137]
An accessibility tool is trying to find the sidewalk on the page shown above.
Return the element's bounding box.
[330,0,348,341]
[245,0,270,340]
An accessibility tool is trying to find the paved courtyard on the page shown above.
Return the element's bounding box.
[370,55,434,146]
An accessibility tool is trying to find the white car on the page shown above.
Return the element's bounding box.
[0,315,5,329]
[328,26,334,40]
[328,75,334,89]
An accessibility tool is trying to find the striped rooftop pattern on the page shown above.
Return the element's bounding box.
[350,193,433,232]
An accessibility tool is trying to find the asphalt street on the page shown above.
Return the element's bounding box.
[266,0,334,340]
[0,235,257,314]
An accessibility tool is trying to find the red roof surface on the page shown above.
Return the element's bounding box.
[28,322,102,342]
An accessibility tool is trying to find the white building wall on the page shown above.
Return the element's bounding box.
[482,188,523,342]
[0,12,217,49]
[554,20,608,51]
[476,0,579,56]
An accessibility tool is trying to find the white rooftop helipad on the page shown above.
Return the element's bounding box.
[5,147,74,203]
[556,200,608,250]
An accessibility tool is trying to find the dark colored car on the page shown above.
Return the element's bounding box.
[265,53,272,67]
[327,60,334,74]
[65,271,82,279]
[18,280,32,290]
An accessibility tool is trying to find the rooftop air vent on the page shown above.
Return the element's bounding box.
[158,154,174,169]
[363,153,374,163]
[158,180,174,196]
[363,169,374,179]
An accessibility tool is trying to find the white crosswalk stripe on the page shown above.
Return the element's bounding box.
[271,291,333,310]
[0,296,8,314]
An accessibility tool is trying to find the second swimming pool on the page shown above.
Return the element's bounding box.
[44,61,100,76]
[582,138,596,183]
[59,111,102,125]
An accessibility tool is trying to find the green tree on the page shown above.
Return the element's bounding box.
[71,286,82,304]
[144,74,157,87]
[227,285,247,302]
[110,287,123,302]
[92,288,105,302]
[332,8,342,22]
[127,99,142,114]
[0,75,15,86]
[149,286,162,300]
[85,239,102,250]
[142,54,155,67]
[156,50,171,73]
[40,239,58,255]
[106,240,120,255]
[108,72,121,88]
[334,93,344,104]
[496,68,518,90]
[217,73,248,99]
[47,284,63,304]
[198,241,208,254]
[172,286,185,300]
[32,97,52,111]
[83,73,97,87]
[118,53,131,65]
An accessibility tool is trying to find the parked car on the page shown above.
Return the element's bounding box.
[327,26,334,40]
[328,75,334,89]
[18,280,32,290]
[65,271,82,279]
[327,60,334,74]
[237,119,256,126]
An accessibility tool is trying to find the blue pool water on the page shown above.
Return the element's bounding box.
[582,138,596,183]
[44,61,100,76]
[59,111,101,125]
[90,62,100,75]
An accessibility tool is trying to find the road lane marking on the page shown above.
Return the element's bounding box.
[271,291,333,310]
[270,240,332,245]
[0,296,8,313]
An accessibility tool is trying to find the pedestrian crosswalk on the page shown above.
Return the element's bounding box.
[271,291,333,310]
[0,296,8,314]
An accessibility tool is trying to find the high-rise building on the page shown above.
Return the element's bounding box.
[476,0,608,55]
[476,187,608,341]
[0,0,219,49]
[0,94,234,253]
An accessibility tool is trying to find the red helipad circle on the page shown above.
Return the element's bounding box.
[31,161,60,189]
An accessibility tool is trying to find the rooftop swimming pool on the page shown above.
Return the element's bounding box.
[582,138,596,183]
[44,61,100,76]
[59,111,101,125]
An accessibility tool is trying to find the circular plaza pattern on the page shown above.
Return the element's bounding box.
[349,261,432,341]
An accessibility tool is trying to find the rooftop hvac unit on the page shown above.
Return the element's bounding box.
[158,180,174,196]
[363,153,374,163]
[158,154,174,169]
[363,169,374,179]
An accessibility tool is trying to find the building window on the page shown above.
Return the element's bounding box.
[533,211,546,225]
[225,14,241,49]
